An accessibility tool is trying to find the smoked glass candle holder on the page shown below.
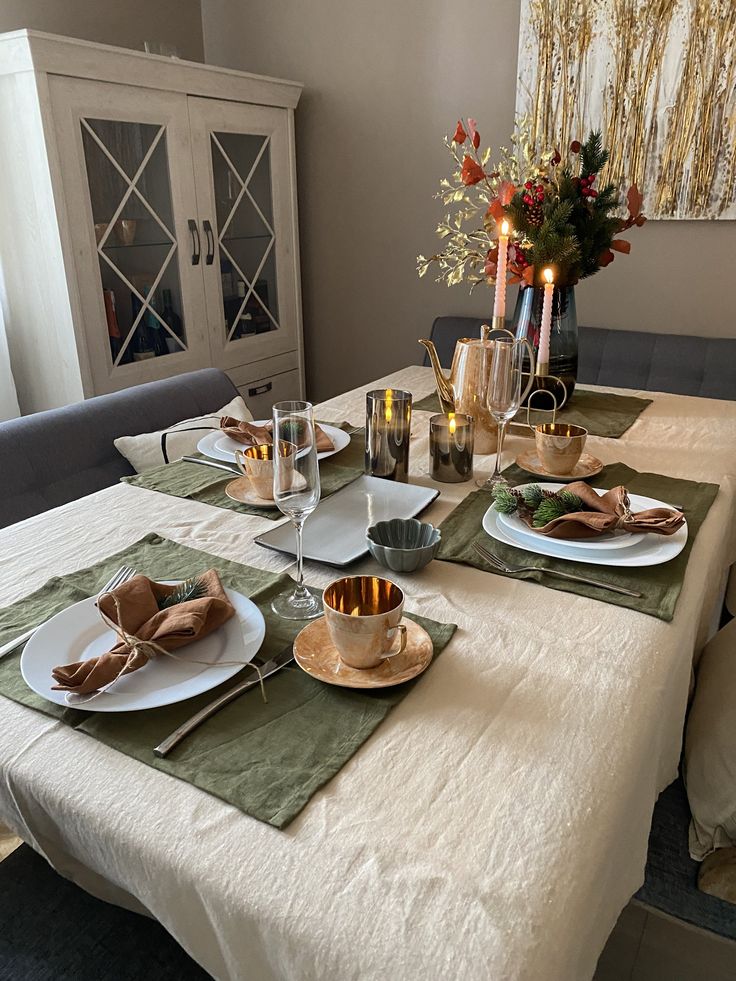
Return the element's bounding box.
[365,389,412,482]
[429,413,474,483]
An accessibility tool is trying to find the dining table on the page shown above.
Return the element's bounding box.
[0,363,734,981]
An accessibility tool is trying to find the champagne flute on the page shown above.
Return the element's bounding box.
[477,337,533,490]
[271,401,323,620]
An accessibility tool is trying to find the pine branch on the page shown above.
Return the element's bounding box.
[492,486,520,514]
[521,484,544,509]
[558,490,584,512]
[580,131,609,175]
[159,576,208,610]
[547,199,574,226]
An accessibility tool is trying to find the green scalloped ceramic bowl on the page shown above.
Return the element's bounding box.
[366,518,441,573]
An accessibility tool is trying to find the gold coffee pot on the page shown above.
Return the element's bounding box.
[419,325,535,454]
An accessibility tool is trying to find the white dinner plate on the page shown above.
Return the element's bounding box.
[496,484,646,551]
[198,421,350,464]
[21,584,265,712]
[482,487,687,567]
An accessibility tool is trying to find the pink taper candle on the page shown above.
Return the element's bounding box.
[492,220,510,320]
[538,267,554,370]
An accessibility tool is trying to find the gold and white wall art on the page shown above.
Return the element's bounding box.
[515,0,736,219]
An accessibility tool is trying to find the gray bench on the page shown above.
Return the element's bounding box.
[0,368,238,529]
[422,318,736,400]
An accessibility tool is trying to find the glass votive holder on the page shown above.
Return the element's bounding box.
[429,413,474,482]
[365,389,412,482]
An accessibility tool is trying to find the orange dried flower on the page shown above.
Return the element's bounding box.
[452,120,467,144]
[460,155,485,186]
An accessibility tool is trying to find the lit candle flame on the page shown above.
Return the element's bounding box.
[385,388,393,423]
[543,267,554,284]
[501,219,510,236]
[448,412,457,436]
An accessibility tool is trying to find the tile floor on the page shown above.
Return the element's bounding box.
[595,900,736,981]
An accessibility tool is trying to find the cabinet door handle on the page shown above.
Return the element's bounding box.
[248,382,273,397]
[203,219,215,265]
[188,219,201,265]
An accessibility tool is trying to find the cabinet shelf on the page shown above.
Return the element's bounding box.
[100,240,173,249]
[99,234,272,250]
[221,233,272,243]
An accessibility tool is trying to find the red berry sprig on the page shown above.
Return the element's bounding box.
[522,180,545,225]
[510,244,529,270]
[580,173,598,199]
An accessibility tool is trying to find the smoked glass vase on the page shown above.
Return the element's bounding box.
[512,285,578,410]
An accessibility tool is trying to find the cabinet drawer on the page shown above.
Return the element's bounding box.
[227,352,299,389]
[238,369,302,418]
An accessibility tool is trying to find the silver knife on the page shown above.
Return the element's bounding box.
[181,456,240,475]
[153,644,295,758]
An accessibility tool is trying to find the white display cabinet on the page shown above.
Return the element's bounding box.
[0,30,305,413]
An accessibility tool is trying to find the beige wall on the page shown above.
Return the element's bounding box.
[0,0,204,61]
[576,220,735,338]
[203,0,520,400]
[202,0,734,401]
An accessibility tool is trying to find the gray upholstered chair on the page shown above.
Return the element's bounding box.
[0,368,238,529]
[421,317,736,400]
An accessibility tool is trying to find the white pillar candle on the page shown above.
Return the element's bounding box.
[492,220,510,321]
[538,267,554,369]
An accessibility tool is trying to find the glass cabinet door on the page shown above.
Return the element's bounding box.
[211,132,280,345]
[189,99,299,370]
[81,118,188,365]
[50,78,209,393]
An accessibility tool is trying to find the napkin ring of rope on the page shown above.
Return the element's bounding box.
[67,592,268,707]
[614,504,634,528]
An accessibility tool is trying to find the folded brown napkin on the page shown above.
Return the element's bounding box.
[51,570,234,695]
[219,416,335,453]
[529,482,686,540]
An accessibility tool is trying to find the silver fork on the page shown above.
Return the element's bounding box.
[472,540,643,598]
[0,564,137,659]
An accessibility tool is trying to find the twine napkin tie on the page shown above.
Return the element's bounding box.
[51,571,266,704]
[530,482,686,540]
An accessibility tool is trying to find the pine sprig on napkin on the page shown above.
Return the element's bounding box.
[492,484,583,526]
[158,576,208,610]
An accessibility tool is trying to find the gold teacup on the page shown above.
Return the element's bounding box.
[235,441,295,500]
[532,422,588,475]
[323,575,408,670]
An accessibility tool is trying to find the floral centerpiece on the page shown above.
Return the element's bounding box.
[417,119,646,403]
[417,119,646,289]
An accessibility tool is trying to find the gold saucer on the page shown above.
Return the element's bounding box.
[293,617,433,689]
[225,477,278,509]
[516,449,604,482]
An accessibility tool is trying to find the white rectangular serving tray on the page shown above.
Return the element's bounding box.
[254,475,439,567]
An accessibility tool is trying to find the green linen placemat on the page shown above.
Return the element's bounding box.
[0,534,456,828]
[122,426,366,520]
[414,389,653,439]
[436,463,718,621]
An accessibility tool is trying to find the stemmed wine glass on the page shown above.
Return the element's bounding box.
[270,401,323,620]
[477,336,535,490]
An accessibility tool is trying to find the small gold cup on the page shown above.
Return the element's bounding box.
[532,422,587,475]
[322,575,408,669]
[235,441,295,500]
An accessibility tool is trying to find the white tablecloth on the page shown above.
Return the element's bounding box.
[0,366,734,981]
